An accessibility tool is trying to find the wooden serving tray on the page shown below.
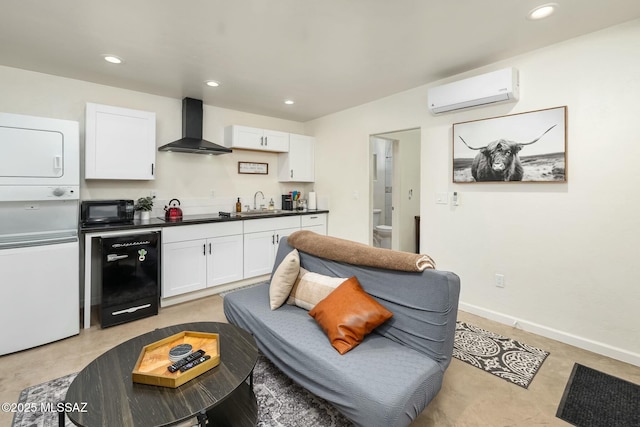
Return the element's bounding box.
[132,331,220,388]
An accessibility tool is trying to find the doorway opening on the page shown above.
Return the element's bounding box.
[369,128,421,252]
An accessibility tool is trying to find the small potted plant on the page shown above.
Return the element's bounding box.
[135,196,154,221]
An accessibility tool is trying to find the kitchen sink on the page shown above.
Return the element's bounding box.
[236,209,283,217]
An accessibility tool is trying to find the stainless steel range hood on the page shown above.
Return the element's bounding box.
[158,98,232,154]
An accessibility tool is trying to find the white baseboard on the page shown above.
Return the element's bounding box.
[459,301,640,368]
[160,275,269,307]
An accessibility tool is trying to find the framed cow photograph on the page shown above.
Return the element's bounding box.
[452,106,567,183]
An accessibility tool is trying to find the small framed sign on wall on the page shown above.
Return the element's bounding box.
[238,162,268,175]
[453,106,567,183]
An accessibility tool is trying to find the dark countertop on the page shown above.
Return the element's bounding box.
[80,209,329,233]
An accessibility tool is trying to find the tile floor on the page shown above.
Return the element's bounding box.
[1,295,639,426]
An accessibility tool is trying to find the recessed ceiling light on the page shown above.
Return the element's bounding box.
[103,55,123,64]
[528,3,558,20]
[205,80,220,87]
[284,99,295,105]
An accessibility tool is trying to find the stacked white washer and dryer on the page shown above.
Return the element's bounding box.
[0,111,80,355]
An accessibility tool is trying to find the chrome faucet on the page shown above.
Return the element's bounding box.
[253,191,265,210]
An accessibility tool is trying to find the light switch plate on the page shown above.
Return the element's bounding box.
[436,192,448,204]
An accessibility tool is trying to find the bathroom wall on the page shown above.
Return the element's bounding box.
[371,136,392,226]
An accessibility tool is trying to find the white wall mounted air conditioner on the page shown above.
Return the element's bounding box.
[428,67,519,114]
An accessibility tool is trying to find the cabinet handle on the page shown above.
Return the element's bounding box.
[203,244,206,256]
[310,216,318,219]
[209,243,212,254]
[260,136,264,146]
[265,136,268,145]
[272,234,275,245]
[276,234,280,243]
[290,169,293,178]
[151,163,154,176]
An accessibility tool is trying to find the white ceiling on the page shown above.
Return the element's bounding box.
[2,1,640,122]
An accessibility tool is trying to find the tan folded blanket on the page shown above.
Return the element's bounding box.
[287,230,436,272]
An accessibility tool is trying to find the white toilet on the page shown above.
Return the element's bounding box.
[373,209,392,249]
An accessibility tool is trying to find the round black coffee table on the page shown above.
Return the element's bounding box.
[64,322,258,427]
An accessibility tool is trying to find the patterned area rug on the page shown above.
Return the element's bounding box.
[254,354,351,427]
[12,354,351,427]
[12,372,75,427]
[453,321,550,388]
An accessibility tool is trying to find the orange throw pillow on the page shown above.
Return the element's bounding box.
[308,276,393,355]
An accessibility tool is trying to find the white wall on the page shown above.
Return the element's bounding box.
[0,65,309,214]
[306,19,640,365]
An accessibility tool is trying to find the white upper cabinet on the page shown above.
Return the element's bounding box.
[278,133,315,182]
[224,125,289,152]
[85,103,156,180]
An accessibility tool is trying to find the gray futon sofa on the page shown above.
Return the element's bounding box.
[224,237,460,427]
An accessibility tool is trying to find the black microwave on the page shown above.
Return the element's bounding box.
[81,200,135,225]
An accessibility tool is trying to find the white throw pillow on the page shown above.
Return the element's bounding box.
[287,268,347,311]
[269,249,300,310]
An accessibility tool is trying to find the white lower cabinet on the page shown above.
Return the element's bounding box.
[243,216,301,278]
[243,231,277,278]
[162,222,243,298]
[162,239,208,298]
[207,235,244,286]
[161,214,327,298]
[301,213,327,235]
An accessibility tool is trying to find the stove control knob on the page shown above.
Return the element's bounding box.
[53,187,66,197]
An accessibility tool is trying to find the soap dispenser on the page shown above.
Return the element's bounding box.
[268,198,275,210]
[235,197,242,212]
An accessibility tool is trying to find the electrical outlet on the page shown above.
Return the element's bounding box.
[150,190,157,198]
[436,192,448,204]
[495,273,505,288]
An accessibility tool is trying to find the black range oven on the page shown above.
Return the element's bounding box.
[98,231,159,328]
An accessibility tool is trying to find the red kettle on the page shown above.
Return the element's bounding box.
[164,198,183,221]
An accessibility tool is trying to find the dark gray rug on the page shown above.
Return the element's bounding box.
[12,354,351,427]
[556,363,640,427]
[452,321,550,388]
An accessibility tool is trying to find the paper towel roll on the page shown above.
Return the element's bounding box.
[308,192,317,210]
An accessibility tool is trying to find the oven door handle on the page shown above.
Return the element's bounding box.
[107,254,129,262]
[111,304,151,316]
